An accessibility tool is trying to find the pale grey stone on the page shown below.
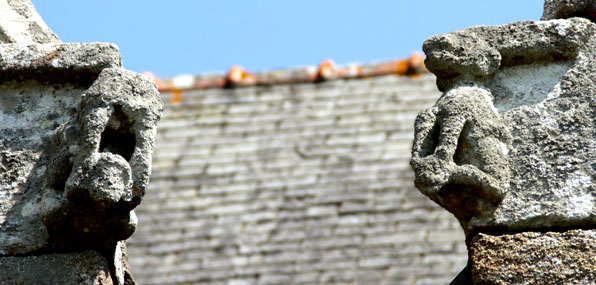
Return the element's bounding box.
[423,18,592,92]
[0,25,160,285]
[0,60,162,256]
[0,0,60,44]
[413,17,596,235]
[0,2,157,283]
[0,43,121,72]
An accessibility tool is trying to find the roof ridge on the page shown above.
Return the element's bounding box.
[143,52,427,95]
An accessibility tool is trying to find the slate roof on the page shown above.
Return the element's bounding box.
[127,57,467,284]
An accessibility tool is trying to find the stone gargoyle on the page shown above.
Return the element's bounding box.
[412,17,596,236]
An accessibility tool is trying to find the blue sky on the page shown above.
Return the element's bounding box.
[31,1,544,78]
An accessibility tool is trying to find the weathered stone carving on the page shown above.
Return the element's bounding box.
[414,1,596,283]
[0,1,162,284]
[0,43,161,284]
[42,67,162,253]
[412,16,596,234]
[411,85,510,234]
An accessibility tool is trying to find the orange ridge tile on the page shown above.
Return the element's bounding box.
[147,52,428,93]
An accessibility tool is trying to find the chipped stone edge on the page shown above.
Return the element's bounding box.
[0,42,121,72]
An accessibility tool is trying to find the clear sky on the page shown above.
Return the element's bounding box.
[31,1,544,78]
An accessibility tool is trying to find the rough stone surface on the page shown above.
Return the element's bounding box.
[0,250,113,284]
[413,17,596,235]
[542,0,596,21]
[0,44,162,258]
[0,0,60,44]
[127,74,468,284]
[471,230,596,284]
[0,47,161,283]
[0,43,121,72]
[0,2,162,284]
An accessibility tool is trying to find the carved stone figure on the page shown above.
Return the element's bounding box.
[414,4,596,281]
[411,85,510,235]
[412,17,596,234]
[0,1,162,284]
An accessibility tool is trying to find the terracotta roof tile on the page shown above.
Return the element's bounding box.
[145,52,428,97]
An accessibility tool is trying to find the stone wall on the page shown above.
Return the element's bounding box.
[127,73,468,284]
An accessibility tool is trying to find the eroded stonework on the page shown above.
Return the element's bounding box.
[0,1,162,284]
[0,250,114,285]
[543,0,596,21]
[0,42,162,284]
[471,230,596,284]
[412,17,596,235]
[0,0,60,44]
[0,42,162,245]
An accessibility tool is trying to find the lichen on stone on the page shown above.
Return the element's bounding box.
[413,17,596,234]
[0,2,162,284]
